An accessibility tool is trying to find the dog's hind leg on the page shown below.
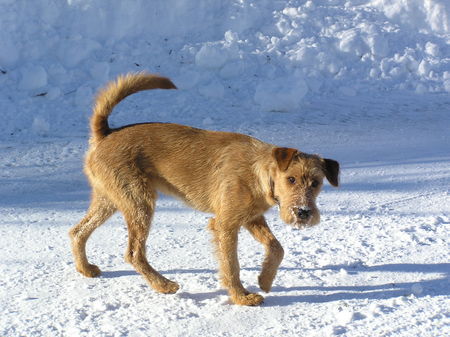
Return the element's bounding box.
[69,191,116,277]
[122,189,180,294]
[244,216,284,292]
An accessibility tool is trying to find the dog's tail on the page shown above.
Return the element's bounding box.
[90,72,177,143]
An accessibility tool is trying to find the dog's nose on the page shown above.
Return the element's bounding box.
[297,207,311,219]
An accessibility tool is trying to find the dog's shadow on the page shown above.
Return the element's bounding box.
[264,263,449,307]
[101,270,139,278]
[101,268,227,303]
[101,268,216,279]
[177,289,229,303]
[99,263,449,307]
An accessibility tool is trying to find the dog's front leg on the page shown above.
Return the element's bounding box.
[208,218,264,306]
[244,216,284,292]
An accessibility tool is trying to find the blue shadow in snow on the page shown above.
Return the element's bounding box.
[265,263,450,307]
[101,270,139,278]
[98,263,449,307]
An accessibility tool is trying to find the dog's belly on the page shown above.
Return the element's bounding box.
[152,175,214,213]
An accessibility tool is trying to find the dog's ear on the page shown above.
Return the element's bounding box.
[273,147,298,171]
[322,158,340,187]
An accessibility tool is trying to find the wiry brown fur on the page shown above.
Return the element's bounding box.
[69,72,340,306]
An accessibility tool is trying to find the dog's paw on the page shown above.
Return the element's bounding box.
[154,280,180,294]
[77,264,101,278]
[231,293,264,306]
[258,274,274,293]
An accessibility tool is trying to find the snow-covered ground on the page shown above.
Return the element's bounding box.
[1,1,449,336]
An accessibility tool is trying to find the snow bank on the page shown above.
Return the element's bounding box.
[0,0,449,139]
[370,0,450,35]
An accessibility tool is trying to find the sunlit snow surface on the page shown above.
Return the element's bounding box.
[0,1,449,336]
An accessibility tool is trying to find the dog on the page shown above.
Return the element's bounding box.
[69,72,339,306]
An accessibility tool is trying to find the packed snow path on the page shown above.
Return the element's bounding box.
[1,92,449,336]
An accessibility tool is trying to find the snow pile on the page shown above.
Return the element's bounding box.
[0,0,449,138]
[371,0,450,34]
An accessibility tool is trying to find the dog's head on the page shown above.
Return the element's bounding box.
[270,147,339,229]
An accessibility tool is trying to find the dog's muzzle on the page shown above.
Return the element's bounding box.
[294,206,311,220]
[290,205,318,229]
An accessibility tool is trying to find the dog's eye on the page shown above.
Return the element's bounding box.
[311,180,319,188]
[287,177,296,184]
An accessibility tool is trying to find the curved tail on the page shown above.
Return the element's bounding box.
[90,72,177,143]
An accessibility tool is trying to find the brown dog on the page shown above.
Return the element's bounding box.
[69,72,339,306]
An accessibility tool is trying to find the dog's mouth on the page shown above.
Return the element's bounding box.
[291,220,316,230]
[290,218,314,230]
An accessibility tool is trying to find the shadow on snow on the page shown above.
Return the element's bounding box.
[266,262,450,306]
[98,263,449,306]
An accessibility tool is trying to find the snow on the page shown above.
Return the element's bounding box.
[18,65,48,91]
[195,43,231,70]
[254,75,308,112]
[371,0,450,35]
[1,0,449,336]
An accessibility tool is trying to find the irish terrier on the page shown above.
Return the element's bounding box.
[69,72,340,306]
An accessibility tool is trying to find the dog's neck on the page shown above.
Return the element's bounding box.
[254,162,279,207]
[251,145,280,208]
[269,177,280,205]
